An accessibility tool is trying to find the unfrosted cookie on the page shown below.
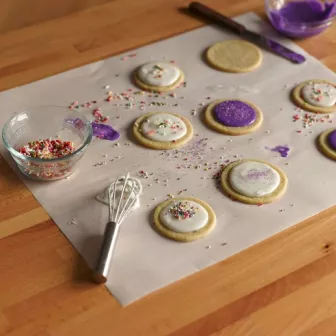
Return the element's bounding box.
[221,159,287,204]
[153,197,216,242]
[292,79,336,114]
[206,40,262,73]
[133,112,193,150]
[133,62,184,92]
[317,128,336,160]
[204,99,263,135]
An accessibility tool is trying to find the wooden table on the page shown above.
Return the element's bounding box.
[0,1,336,335]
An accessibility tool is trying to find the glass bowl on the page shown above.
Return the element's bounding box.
[2,105,93,181]
[265,0,335,38]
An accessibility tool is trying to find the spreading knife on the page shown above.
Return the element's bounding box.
[188,2,306,64]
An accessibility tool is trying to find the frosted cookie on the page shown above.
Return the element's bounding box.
[133,62,184,92]
[153,197,216,242]
[221,159,287,204]
[96,176,142,209]
[133,112,193,150]
[206,40,262,73]
[317,128,336,160]
[204,99,263,135]
[292,80,336,114]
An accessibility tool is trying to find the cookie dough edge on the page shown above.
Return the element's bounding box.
[220,159,288,205]
[292,79,336,114]
[153,197,216,242]
[318,128,336,160]
[132,112,193,150]
[204,99,263,135]
[205,40,263,73]
[133,68,185,92]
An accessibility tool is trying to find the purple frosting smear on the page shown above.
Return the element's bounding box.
[266,145,290,158]
[214,100,256,127]
[92,122,120,141]
[328,130,336,150]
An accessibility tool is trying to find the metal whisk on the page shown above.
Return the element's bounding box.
[93,173,141,284]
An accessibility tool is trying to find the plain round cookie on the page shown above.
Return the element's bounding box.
[292,79,336,114]
[133,64,184,92]
[317,128,336,160]
[206,40,262,73]
[153,197,216,242]
[221,159,288,204]
[133,112,193,150]
[204,99,263,135]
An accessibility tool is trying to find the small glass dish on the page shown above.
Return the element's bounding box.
[2,105,92,181]
[265,0,334,38]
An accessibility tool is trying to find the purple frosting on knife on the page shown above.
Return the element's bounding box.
[91,122,120,141]
[328,130,336,150]
[213,100,256,127]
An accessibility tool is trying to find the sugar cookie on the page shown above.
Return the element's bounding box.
[292,79,336,114]
[153,197,216,242]
[204,99,263,135]
[221,159,287,204]
[206,40,262,73]
[317,128,336,160]
[133,112,193,150]
[133,62,184,92]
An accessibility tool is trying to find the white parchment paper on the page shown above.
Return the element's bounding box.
[0,13,335,305]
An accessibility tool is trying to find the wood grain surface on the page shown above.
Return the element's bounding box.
[0,1,335,335]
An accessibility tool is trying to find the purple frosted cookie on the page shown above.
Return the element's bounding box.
[318,128,336,161]
[213,100,256,127]
[204,99,263,135]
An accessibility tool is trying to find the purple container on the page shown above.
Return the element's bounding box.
[265,0,335,38]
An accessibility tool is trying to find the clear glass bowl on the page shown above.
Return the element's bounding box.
[265,0,334,38]
[2,105,92,181]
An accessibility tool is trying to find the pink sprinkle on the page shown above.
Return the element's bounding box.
[130,53,137,57]
[170,60,176,63]
[127,88,133,92]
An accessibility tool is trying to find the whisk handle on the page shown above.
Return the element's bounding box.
[93,221,119,284]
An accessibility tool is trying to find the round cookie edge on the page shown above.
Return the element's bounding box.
[153,196,216,242]
[220,159,288,204]
[204,99,263,135]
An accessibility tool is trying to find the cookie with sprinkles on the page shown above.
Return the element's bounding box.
[204,99,263,135]
[133,112,193,150]
[221,159,287,205]
[133,62,184,92]
[292,79,336,114]
[153,197,216,242]
[317,128,336,160]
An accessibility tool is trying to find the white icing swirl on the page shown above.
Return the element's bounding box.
[141,113,187,142]
[137,62,181,87]
[229,161,280,198]
[160,200,208,233]
[302,83,336,107]
[96,177,142,210]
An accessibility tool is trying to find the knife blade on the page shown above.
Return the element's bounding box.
[188,2,306,64]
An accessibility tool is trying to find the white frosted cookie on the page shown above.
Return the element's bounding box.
[96,176,142,209]
[134,62,184,92]
[133,112,193,150]
[221,159,287,204]
[153,197,216,242]
[206,40,262,73]
[292,79,336,113]
[229,161,280,197]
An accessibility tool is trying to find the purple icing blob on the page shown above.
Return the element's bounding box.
[328,130,336,150]
[91,122,120,141]
[213,100,256,127]
[266,145,290,158]
[269,0,335,38]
